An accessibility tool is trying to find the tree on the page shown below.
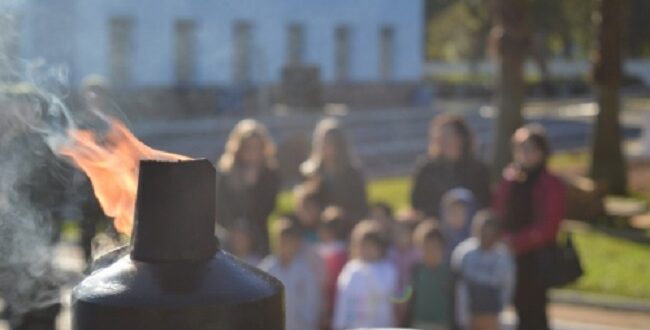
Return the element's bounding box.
[489,0,529,180]
[590,0,627,195]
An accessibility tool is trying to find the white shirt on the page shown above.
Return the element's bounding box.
[333,259,397,330]
[259,255,321,330]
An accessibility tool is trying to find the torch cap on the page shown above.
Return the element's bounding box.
[131,159,218,262]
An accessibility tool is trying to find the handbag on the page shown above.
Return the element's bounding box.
[536,233,584,288]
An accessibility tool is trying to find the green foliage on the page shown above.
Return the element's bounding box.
[424,0,650,61]
[558,0,596,58]
[425,0,489,61]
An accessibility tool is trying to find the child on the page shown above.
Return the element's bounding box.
[388,219,420,326]
[371,201,394,227]
[407,220,451,330]
[440,188,476,262]
[228,220,262,266]
[294,183,324,244]
[259,218,321,330]
[317,206,348,330]
[333,220,397,330]
[452,211,514,330]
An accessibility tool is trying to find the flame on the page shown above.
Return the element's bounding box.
[58,119,189,236]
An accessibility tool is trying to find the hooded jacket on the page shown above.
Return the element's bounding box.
[440,187,477,261]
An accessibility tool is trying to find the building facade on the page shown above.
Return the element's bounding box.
[12,0,423,89]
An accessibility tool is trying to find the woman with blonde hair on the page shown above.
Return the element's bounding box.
[300,118,368,227]
[216,119,280,254]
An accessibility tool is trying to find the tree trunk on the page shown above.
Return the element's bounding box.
[590,0,627,195]
[489,0,529,181]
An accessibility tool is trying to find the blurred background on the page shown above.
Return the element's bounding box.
[2,0,650,180]
[1,0,650,329]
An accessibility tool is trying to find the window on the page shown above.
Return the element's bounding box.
[286,23,305,66]
[334,25,351,82]
[232,21,253,85]
[378,25,395,81]
[109,17,134,88]
[174,19,196,86]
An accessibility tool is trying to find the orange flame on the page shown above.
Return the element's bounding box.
[59,119,190,236]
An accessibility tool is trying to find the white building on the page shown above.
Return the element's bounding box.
[7,0,424,90]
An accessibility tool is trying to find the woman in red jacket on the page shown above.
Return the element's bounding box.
[492,124,566,330]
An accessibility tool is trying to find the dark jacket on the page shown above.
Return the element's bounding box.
[492,168,566,255]
[215,166,280,238]
[309,166,368,224]
[410,156,490,217]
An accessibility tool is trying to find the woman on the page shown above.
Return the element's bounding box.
[492,124,566,330]
[301,118,368,226]
[216,119,280,254]
[411,114,490,218]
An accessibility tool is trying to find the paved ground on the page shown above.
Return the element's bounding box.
[503,304,650,330]
[1,241,649,330]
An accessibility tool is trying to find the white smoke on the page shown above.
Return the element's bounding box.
[0,2,140,324]
[0,145,63,322]
[0,10,81,326]
[0,93,69,324]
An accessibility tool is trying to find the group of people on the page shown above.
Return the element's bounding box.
[213,114,566,330]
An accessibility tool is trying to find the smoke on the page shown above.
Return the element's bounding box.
[0,10,99,325]
[0,138,64,322]
[0,3,169,323]
[0,90,70,324]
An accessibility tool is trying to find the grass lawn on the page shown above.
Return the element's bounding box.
[569,228,650,299]
[276,171,650,300]
[547,150,590,173]
[274,175,412,216]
